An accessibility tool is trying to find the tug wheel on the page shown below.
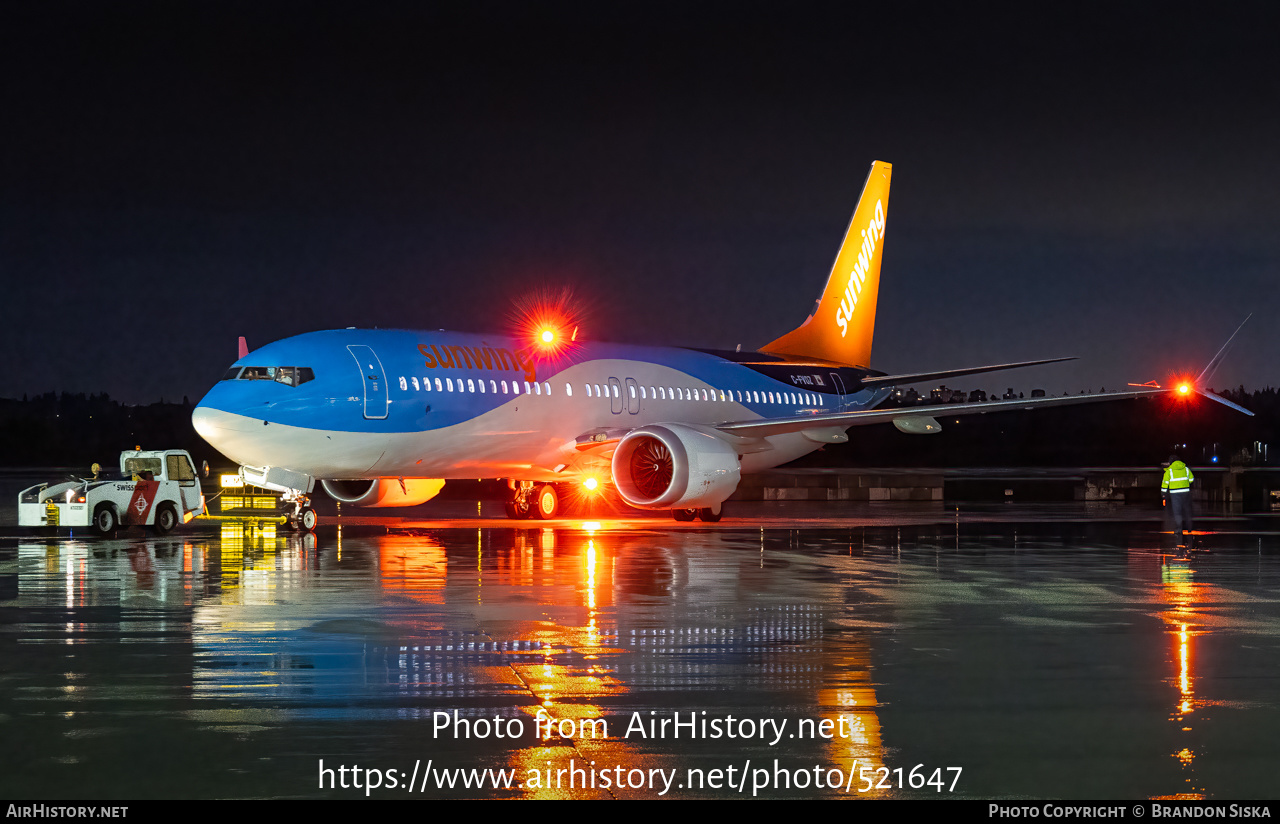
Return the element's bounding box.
[152,504,177,534]
[92,504,118,536]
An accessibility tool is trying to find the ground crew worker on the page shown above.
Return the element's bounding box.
[1162,454,1195,547]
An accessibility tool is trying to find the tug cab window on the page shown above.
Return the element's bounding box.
[166,454,197,485]
[123,457,163,478]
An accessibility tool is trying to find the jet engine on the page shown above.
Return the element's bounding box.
[611,424,741,510]
[320,478,446,507]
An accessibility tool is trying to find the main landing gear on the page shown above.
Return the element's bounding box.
[505,480,560,520]
[672,502,722,522]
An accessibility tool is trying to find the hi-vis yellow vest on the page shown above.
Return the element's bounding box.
[1162,462,1194,493]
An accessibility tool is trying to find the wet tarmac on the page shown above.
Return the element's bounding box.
[4,475,1280,799]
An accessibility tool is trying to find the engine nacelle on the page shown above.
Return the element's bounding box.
[611,424,741,510]
[320,478,445,507]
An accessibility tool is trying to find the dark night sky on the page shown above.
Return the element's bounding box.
[3,1,1278,404]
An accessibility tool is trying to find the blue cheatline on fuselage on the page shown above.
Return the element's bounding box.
[195,328,887,436]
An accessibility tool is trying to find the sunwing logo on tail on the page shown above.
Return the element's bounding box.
[834,200,885,338]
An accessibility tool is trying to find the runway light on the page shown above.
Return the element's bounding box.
[1178,383,1192,396]
[583,477,598,492]
[540,328,556,345]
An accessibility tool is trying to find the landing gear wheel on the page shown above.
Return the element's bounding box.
[152,504,177,534]
[531,484,559,520]
[697,503,723,522]
[298,506,318,532]
[672,508,697,522]
[505,499,531,520]
[92,504,118,536]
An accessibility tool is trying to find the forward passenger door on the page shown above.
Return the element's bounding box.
[348,345,389,420]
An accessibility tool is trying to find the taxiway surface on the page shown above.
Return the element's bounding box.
[3,490,1280,799]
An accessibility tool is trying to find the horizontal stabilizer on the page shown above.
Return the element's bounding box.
[859,357,1076,389]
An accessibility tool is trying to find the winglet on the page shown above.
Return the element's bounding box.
[1197,314,1250,387]
[760,161,892,367]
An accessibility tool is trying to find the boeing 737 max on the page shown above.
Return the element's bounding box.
[191,161,1241,528]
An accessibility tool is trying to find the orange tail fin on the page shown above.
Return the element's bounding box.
[760,160,891,367]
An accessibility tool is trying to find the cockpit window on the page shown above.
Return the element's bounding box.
[221,367,242,381]
[236,366,315,386]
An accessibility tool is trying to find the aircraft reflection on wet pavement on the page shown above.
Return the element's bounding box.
[6,512,1280,799]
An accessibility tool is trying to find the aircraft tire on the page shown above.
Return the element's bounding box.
[299,506,318,532]
[92,504,118,536]
[531,484,559,520]
[152,504,178,534]
[672,508,697,522]
[697,504,722,522]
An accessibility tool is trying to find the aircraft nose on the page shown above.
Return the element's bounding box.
[191,401,261,465]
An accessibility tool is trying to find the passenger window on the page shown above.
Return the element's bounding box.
[566,383,573,397]
[411,377,419,391]
[629,385,636,398]
[465,379,473,392]
[435,378,442,391]
[446,378,454,391]
[478,379,485,393]
[544,382,551,395]
[502,381,509,393]
[512,382,521,395]
[399,376,408,390]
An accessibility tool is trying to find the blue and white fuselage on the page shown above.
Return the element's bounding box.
[193,328,885,484]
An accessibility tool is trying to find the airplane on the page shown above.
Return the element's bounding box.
[191,161,1248,529]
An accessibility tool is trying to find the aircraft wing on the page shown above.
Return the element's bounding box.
[715,387,1173,438]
